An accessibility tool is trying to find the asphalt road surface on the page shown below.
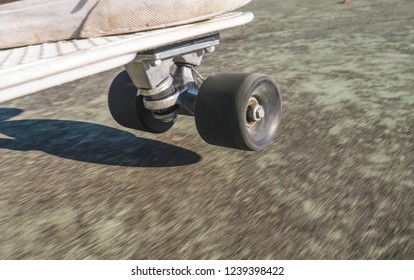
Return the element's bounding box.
[0,0,413,259]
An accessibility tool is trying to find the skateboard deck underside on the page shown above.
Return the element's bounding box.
[0,12,253,103]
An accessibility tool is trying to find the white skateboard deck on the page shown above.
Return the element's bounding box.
[0,12,253,103]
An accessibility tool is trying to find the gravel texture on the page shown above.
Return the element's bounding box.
[0,0,413,259]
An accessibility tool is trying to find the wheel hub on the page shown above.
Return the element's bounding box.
[246,97,265,126]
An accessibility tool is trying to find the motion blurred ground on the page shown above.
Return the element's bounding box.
[0,0,413,259]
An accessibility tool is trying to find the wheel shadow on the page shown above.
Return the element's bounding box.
[0,108,201,167]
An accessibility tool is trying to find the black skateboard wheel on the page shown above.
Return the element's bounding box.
[108,70,174,133]
[195,73,281,151]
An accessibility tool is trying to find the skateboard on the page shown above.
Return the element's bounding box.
[0,12,281,151]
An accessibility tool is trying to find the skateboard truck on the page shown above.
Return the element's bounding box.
[123,34,219,122]
[108,33,281,151]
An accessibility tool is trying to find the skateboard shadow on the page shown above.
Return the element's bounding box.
[0,108,201,167]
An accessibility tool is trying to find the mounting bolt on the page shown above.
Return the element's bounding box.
[205,46,216,53]
[150,59,162,67]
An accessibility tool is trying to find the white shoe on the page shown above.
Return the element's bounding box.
[0,0,250,48]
